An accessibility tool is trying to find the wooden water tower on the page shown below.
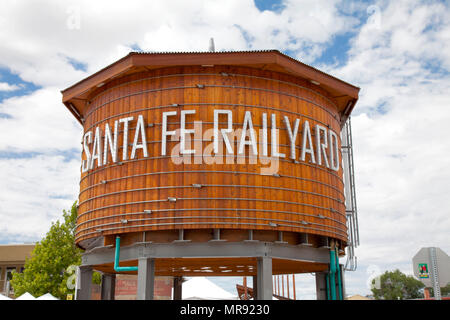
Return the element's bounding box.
[61,50,359,300]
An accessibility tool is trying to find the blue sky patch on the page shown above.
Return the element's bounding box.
[0,68,41,103]
[376,101,390,115]
[48,194,74,200]
[234,24,255,48]
[65,56,88,72]
[0,148,79,162]
[315,32,355,67]
[129,43,142,52]
[0,112,13,119]
[254,0,285,12]
[422,59,450,77]
[0,151,42,159]
[0,232,39,245]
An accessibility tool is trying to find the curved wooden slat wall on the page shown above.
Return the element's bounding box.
[75,66,347,247]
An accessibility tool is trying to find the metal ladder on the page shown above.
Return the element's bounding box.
[341,117,360,271]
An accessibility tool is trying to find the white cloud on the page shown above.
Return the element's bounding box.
[325,0,450,297]
[0,87,82,152]
[0,0,357,89]
[0,82,20,91]
[0,154,80,240]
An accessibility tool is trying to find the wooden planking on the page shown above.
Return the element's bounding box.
[76,66,347,246]
[92,256,328,276]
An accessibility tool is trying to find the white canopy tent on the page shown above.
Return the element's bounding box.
[36,293,58,300]
[8,292,59,300]
[15,292,35,300]
[0,293,12,300]
[182,277,238,300]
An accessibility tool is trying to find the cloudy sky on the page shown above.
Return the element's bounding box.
[1,0,449,299]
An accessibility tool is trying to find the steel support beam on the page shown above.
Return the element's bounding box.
[137,257,155,300]
[81,241,329,267]
[256,256,272,300]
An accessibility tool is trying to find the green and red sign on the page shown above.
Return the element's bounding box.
[418,263,429,279]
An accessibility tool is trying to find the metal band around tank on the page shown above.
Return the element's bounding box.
[75,220,347,242]
[77,184,345,207]
[79,170,345,197]
[77,196,343,217]
[75,215,347,238]
[79,154,345,184]
[75,207,346,229]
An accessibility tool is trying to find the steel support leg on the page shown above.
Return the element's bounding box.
[101,273,116,300]
[173,276,183,300]
[315,272,328,300]
[137,257,155,300]
[256,256,272,300]
[77,266,92,300]
[339,265,346,299]
[252,275,258,300]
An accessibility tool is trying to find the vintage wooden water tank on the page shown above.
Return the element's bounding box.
[62,50,359,281]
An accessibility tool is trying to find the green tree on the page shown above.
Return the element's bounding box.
[10,202,83,299]
[371,269,425,300]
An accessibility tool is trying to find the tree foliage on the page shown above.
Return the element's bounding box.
[371,269,425,300]
[10,202,83,299]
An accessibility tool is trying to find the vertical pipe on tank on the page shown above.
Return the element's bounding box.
[329,249,337,300]
[335,248,343,300]
[114,236,138,272]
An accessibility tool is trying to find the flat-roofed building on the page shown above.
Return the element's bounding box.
[0,244,35,297]
[0,243,172,299]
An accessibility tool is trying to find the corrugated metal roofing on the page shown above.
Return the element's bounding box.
[130,49,277,54]
[62,49,357,94]
[127,49,348,86]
